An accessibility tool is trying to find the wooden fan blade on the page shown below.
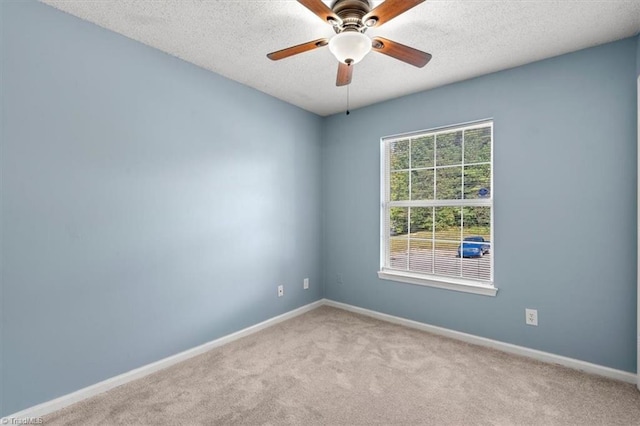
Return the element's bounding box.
[298,0,342,25]
[371,37,432,68]
[267,38,329,61]
[336,62,353,86]
[363,0,425,28]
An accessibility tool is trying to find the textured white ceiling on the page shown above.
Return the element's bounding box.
[40,0,640,116]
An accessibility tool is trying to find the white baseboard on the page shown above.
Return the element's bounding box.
[323,299,637,384]
[5,297,636,421]
[2,300,324,421]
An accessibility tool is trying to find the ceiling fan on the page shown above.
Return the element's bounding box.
[267,0,431,87]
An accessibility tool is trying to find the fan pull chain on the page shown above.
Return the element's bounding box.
[346,84,350,116]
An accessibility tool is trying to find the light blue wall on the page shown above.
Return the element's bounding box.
[1,1,322,416]
[322,38,638,373]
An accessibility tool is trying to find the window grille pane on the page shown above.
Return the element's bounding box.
[461,206,491,281]
[436,167,462,200]
[411,135,434,168]
[390,139,410,170]
[409,239,433,273]
[463,164,491,199]
[389,236,408,270]
[464,127,491,164]
[390,207,408,236]
[461,255,491,281]
[409,207,433,235]
[389,207,408,270]
[436,131,462,166]
[435,206,461,240]
[411,169,434,200]
[408,207,434,274]
[434,240,462,277]
[390,171,409,201]
[462,206,490,239]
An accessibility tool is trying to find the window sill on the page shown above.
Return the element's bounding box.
[377,269,498,297]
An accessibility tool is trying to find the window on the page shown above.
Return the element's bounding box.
[378,120,496,296]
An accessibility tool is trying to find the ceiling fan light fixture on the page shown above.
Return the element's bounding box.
[328,31,372,65]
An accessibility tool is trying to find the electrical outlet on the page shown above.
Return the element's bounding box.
[277,285,284,297]
[525,308,538,326]
[303,278,309,290]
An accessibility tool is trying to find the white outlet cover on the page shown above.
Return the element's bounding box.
[525,308,538,326]
[303,278,309,289]
[277,285,284,297]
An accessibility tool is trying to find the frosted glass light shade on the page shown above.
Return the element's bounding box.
[328,31,372,65]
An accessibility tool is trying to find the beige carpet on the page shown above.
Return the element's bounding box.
[45,306,640,425]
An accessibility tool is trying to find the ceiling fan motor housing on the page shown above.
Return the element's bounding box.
[330,0,372,32]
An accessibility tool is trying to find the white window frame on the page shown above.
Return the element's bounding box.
[378,119,497,297]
